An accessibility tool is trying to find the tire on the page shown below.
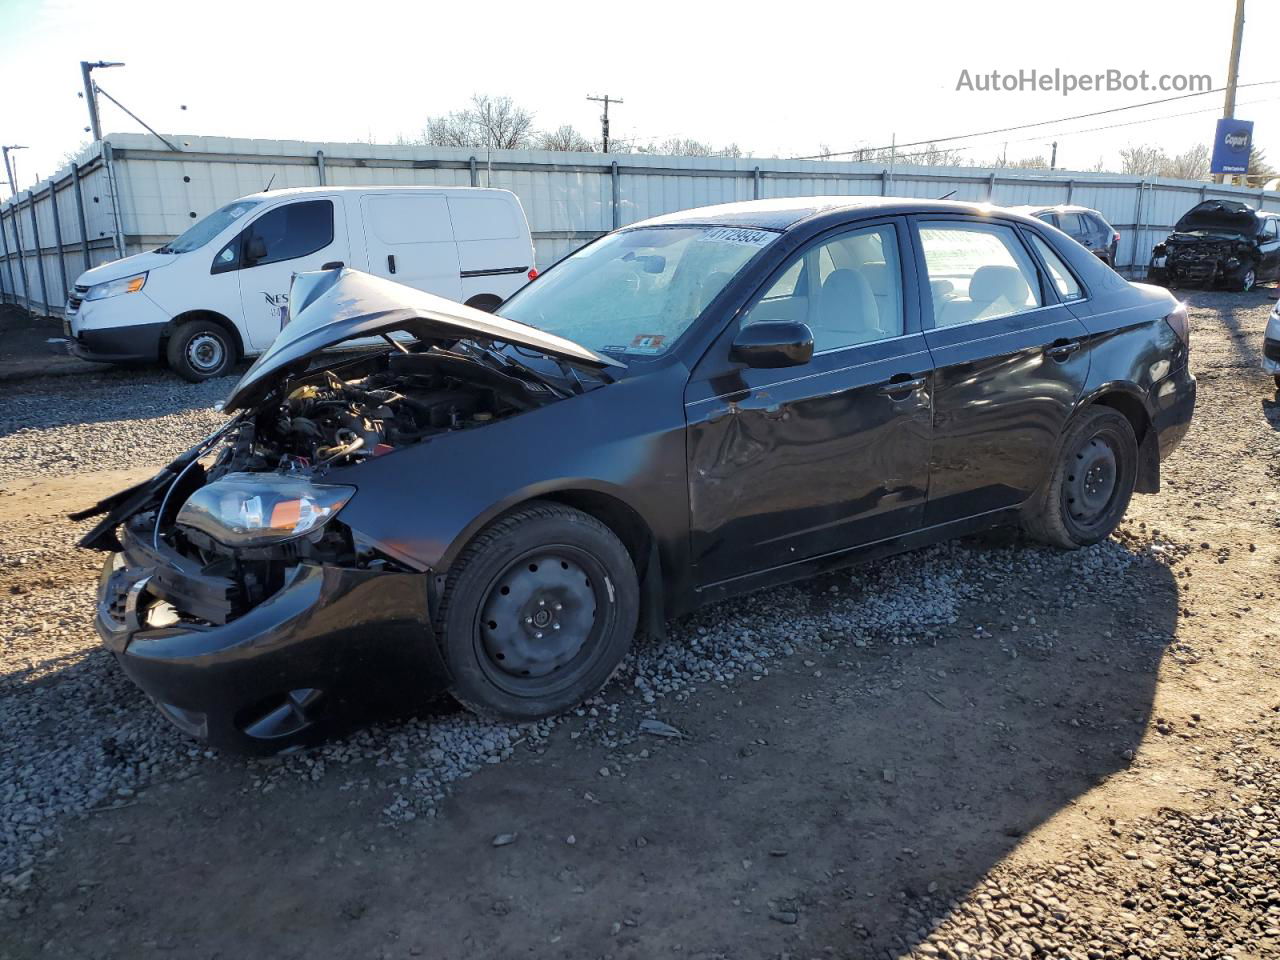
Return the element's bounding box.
[1022,406,1138,549]
[464,294,502,314]
[434,501,639,721]
[1274,374,1280,390]
[166,320,234,382]
[1236,266,1257,292]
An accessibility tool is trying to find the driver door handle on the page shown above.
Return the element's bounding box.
[387,254,397,274]
[1046,339,1081,360]
[878,375,927,396]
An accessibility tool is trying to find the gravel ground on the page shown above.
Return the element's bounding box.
[1,289,1277,958]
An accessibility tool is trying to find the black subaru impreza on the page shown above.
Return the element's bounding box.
[75,197,1196,752]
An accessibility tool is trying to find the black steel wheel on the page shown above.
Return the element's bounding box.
[1022,406,1138,549]
[435,501,638,720]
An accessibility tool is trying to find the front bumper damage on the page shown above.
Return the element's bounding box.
[1149,236,1248,287]
[95,520,449,753]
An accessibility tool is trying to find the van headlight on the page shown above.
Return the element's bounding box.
[175,473,355,548]
[85,272,148,301]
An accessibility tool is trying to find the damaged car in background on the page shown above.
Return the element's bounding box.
[74,197,1196,753]
[1149,199,1280,291]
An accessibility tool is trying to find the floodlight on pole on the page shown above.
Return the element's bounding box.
[80,61,125,141]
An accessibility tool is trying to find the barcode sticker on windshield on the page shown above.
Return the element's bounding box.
[699,227,776,247]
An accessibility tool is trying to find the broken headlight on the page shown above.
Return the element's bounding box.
[175,473,354,548]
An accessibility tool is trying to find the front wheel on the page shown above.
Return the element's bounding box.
[435,502,639,720]
[166,320,234,382]
[1022,407,1138,549]
[1236,265,1257,292]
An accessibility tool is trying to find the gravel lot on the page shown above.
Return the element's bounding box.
[1,290,1277,959]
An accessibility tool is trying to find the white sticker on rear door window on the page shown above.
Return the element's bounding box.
[698,227,777,247]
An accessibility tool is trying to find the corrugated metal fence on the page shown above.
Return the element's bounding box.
[3,132,1279,316]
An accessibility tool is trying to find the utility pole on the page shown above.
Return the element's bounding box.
[79,60,125,141]
[1217,0,1246,184]
[587,94,622,154]
[2,145,27,199]
[1050,141,1058,171]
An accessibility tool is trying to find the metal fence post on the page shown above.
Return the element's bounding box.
[28,192,49,315]
[1200,184,1207,202]
[753,166,761,200]
[49,181,69,304]
[316,150,326,186]
[987,171,997,201]
[1129,180,1147,276]
[0,208,14,303]
[469,156,478,187]
[72,161,91,273]
[611,161,620,229]
[1066,179,1075,204]
[880,168,889,196]
[9,201,29,309]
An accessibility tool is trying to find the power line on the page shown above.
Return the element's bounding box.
[794,79,1280,160]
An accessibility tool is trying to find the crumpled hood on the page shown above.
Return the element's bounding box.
[222,267,623,412]
[75,249,178,288]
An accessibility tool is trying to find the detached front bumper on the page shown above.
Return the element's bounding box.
[95,527,448,754]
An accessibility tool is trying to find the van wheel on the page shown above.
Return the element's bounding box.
[435,501,639,721]
[1022,406,1138,549]
[464,294,502,314]
[166,320,234,381]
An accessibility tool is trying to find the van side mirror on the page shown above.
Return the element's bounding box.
[245,235,268,262]
[730,320,814,369]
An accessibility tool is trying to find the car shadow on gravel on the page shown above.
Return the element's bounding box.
[6,536,1181,960]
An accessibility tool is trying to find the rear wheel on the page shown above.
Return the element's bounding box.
[166,320,234,382]
[435,502,639,720]
[1022,406,1138,549]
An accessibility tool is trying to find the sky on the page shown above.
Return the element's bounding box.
[1,0,1277,191]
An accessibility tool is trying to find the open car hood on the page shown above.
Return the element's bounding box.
[1173,200,1258,237]
[222,268,622,412]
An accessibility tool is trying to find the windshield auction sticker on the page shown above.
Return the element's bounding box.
[625,334,667,355]
[698,227,777,247]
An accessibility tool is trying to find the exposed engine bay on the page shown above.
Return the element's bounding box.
[210,346,555,478]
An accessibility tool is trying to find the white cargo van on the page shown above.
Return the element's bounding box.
[64,186,537,381]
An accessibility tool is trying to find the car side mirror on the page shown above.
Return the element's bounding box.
[244,235,268,262]
[730,320,814,369]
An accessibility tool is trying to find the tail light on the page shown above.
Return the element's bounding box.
[1164,301,1190,348]
[527,267,539,281]
[1113,231,1121,245]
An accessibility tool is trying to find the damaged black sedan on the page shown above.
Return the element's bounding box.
[75,198,1196,753]
[1149,199,1280,291]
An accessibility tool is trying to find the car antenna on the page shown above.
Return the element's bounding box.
[936,190,957,200]
[263,173,276,192]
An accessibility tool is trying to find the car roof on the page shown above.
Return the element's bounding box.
[630,196,1044,231]
[1005,203,1100,216]
[238,185,518,201]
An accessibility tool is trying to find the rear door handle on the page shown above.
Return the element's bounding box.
[1046,339,1081,360]
[877,375,927,396]
[387,254,397,274]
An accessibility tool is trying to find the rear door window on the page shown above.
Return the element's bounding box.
[1036,212,1059,228]
[1057,212,1085,236]
[917,222,1043,327]
[1028,234,1084,301]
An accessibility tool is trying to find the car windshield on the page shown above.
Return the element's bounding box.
[498,225,779,358]
[159,200,261,254]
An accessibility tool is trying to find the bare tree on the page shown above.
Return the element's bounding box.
[1007,154,1049,170]
[637,137,743,158]
[422,95,535,149]
[534,125,595,152]
[1164,144,1211,181]
[1118,144,1168,177]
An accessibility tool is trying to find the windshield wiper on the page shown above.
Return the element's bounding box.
[467,341,573,399]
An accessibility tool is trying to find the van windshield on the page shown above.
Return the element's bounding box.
[498,225,778,359]
[158,200,261,254]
